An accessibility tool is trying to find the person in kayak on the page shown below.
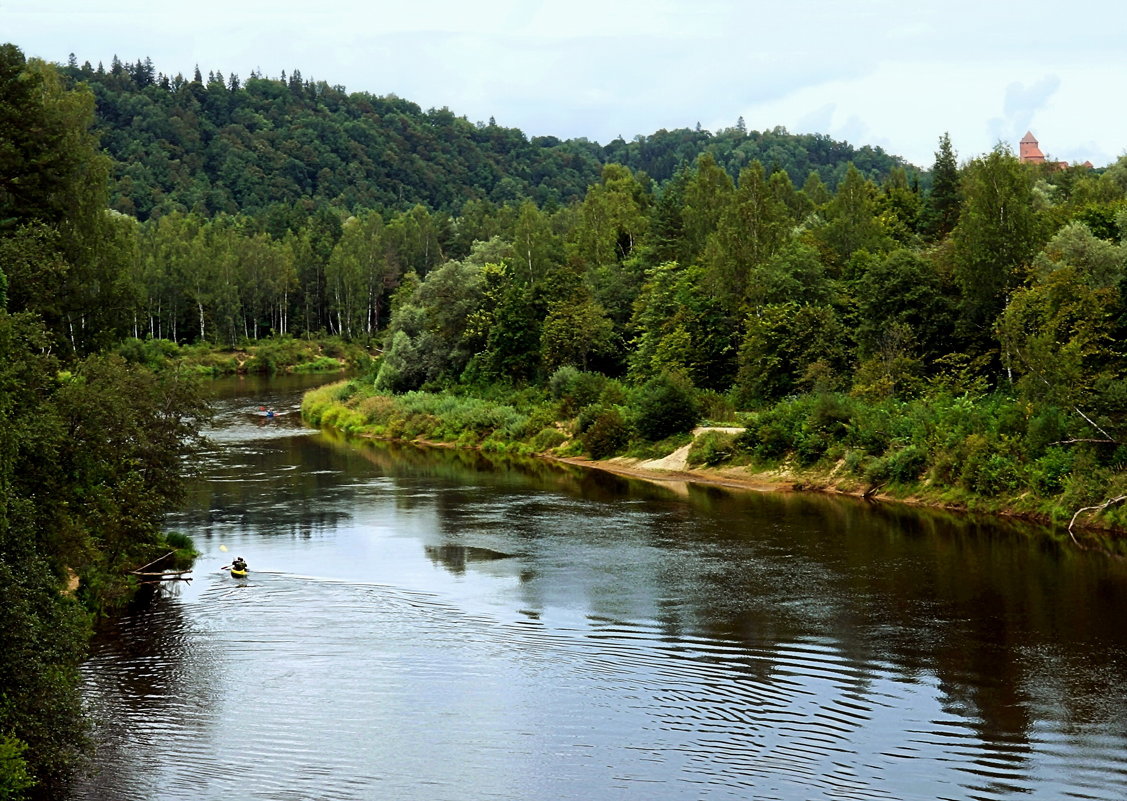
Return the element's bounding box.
[232,557,247,572]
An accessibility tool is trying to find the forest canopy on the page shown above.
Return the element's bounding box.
[61,55,910,221]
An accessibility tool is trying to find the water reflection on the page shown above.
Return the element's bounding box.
[77,378,1127,801]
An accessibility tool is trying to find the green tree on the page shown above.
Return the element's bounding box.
[540,297,617,373]
[510,200,558,284]
[0,48,124,353]
[998,263,1118,431]
[816,163,890,269]
[878,166,922,244]
[735,302,850,404]
[952,146,1045,348]
[702,161,790,311]
[571,164,649,268]
[375,252,487,390]
[922,132,961,239]
[628,260,736,390]
[680,153,734,263]
[854,249,956,364]
[325,211,396,339]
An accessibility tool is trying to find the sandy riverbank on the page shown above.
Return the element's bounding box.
[548,426,789,494]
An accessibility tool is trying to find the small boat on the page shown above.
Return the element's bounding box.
[230,567,248,578]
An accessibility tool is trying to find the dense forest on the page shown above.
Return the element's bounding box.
[0,45,207,799]
[62,54,908,221]
[4,41,1127,797]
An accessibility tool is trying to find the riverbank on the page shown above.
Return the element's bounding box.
[116,336,374,376]
[300,379,1127,545]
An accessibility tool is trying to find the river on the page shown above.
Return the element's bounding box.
[75,374,1127,801]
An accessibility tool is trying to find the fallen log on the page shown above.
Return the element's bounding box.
[1067,494,1127,545]
[130,569,194,579]
[128,551,176,574]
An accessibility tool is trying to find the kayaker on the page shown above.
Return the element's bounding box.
[232,557,247,572]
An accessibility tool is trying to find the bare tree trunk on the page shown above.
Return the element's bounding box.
[1068,495,1127,545]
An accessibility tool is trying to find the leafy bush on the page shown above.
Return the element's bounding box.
[688,431,737,467]
[117,337,181,370]
[965,451,1023,497]
[697,390,738,424]
[1032,446,1074,495]
[549,366,606,416]
[1027,407,1068,457]
[159,531,198,570]
[581,407,631,458]
[293,355,343,373]
[530,427,568,452]
[885,444,928,484]
[633,372,699,441]
[575,403,602,435]
[0,734,33,800]
[863,455,892,485]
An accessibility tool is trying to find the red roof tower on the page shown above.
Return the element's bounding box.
[1019,131,1046,163]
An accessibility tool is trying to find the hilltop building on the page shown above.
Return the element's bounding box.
[1019,131,1047,163]
[1019,131,1092,169]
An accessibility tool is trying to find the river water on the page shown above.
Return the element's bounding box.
[76,374,1127,801]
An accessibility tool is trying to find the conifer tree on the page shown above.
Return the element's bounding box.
[923,132,960,239]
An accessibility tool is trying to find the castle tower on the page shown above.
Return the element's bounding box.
[1019,131,1046,163]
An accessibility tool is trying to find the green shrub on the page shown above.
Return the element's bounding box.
[0,734,33,800]
[843,448,868,476]
[160,531,198,570]
[748,416,793,461]
[886,444,928,484]
[863,455,891,485]
[575,403,602,435]
[516,404,559,440]
[293,355,343,373]
[530,427,568,452]
[688,431,737,467]
[633,372,700,441]
[1032,446,1074,496]
[697,390,738,424]
[1027,407,1068,457]
[549,366,606,416]
[548,365,580,400]
[965,452,1023,497]
[581,407,631,459]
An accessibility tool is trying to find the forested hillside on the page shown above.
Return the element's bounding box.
[62,55,909,221]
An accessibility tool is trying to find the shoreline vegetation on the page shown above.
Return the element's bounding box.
[115,336,374,376]
[301,376,1127,552]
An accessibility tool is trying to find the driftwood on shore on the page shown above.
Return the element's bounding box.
[1068,495,1127,545]
[128,551,193,582]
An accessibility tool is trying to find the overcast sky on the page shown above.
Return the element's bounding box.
[4,0,1124,168]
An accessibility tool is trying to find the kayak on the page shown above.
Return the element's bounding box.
[230,567,248,577]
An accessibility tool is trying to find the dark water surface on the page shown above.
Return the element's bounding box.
[76,375,1127,800]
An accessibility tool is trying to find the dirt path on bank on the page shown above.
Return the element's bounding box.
[550,426,799,495]
[551,453,795,494]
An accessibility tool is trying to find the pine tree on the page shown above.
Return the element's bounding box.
[923,132,960,240]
